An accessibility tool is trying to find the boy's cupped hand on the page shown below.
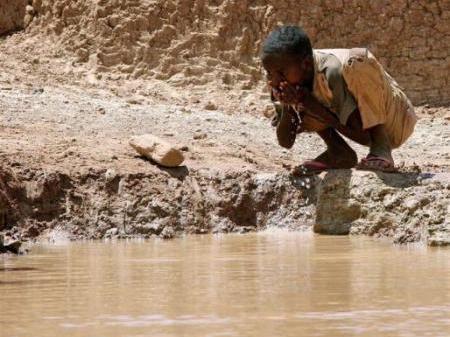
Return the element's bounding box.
[269,81,309,106]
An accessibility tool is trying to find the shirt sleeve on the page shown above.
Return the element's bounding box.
[324,61,358,126]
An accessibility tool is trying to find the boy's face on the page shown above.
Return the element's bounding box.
[262,54,313,89]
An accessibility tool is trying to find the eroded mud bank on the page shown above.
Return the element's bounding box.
[1,165,448,247]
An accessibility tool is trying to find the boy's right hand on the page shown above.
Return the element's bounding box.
[269,81,309,106]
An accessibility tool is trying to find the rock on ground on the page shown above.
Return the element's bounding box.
[129,134,184,167]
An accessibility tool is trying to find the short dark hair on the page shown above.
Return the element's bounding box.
[261,25,313,59]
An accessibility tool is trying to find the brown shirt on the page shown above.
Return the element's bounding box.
[313,50,357,125]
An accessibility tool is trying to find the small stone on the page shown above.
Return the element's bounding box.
[105,168,117,182]
[160,226,175,239]
[126,98,143,105]
[403,197,420,212]
[97,107,106,114]
[26,5,35,14]
[140,221,165,235]
[105,228,119,237]
[179,145,189,152]
[193,132,207,140]
[129,134,184,167]
[262,104,275,119]
[204,101,218,110]
[2,238,22,254]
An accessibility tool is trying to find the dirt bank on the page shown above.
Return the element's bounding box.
[1,164,449,246]
[0,83,449,246]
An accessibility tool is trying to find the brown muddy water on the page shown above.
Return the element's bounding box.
[1,232,450,337]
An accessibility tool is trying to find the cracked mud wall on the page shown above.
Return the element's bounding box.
[18,0,449,105]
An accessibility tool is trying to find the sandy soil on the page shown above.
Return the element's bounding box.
[0,79,448,175]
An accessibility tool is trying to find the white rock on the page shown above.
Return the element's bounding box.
[129,134,184,167]
[105,168,117,182]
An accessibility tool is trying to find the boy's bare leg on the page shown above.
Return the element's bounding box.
[368,125,393,161]
[290,112,358,174]
[327,111,395,171]
[291,127,357,175]
[313,128,358,168]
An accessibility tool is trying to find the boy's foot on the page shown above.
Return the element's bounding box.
[358,124,396,172]
[291,160,330,176]
[357,155,397,172]
[292,149,357,176]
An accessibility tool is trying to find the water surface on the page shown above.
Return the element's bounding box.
[1,232,450,337]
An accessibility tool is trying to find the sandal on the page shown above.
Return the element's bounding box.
[357,155,397,172]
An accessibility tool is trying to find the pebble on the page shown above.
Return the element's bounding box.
[127,98,143,105]
[204,102,218,110]
[179,145,189,152]
[193,132,207,140]
[105,168,117,182]
[0,236,22,254]
[106,228,119,236]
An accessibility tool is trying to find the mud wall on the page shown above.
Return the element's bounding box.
[22,1,450,104]
[0,0,27,35]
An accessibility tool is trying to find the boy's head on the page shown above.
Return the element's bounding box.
[261,26,314,88]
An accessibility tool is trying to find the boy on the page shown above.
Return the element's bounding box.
[261,26,417,173]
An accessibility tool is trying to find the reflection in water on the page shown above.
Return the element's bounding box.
[1,232,450,337]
